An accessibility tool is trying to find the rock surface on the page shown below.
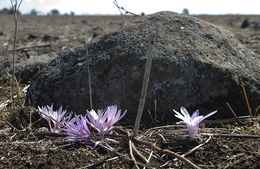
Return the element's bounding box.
[0,52,57,83]
[26,12,260,123]
[241,19,260,30]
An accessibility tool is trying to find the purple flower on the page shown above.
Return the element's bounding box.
[86,105,127,136]
[63,114,92,142]
[38,104,67,133]
[173,107,217,139]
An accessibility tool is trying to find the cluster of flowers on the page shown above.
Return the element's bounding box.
[38,104,217,145]
[38,104,126,148]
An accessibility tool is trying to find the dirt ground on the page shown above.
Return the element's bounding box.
[0,14,260,169]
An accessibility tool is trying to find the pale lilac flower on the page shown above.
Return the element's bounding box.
[38,104,67,133]
[85,105,126,148]
[63,114,92,142]
[173,107,217,139]
[86,105,127,136]
[64,111,74,122]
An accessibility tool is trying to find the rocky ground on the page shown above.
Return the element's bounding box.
[0,14,259,168]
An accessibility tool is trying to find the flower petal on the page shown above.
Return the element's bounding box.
[199,110,217,123]
[174,110,190,124]
[89,109,99,120]
[180,106,191,119]
[191,110,199,119]
[103,138,119,144]
[191,115,204,126]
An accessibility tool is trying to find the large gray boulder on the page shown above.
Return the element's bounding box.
[26,12,260,123]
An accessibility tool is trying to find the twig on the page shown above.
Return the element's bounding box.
[113,0,126,25]
[113,0,139,16]
[200,133,260,139]
[143,143,155,169]
[160,161,171,168]
[240,79,253,121]
[133,137,201,169]
[0,141,42,145]
[126,129,142,169]
[50,143,75,151]
[79,156,119,169]
[85,43,93,109]
[133,33,155,136]
[7,44,50,51]
[132,142,149,164]
[31,117,43,127]
[155,132,167,144]
[226,103,241,124]
[181,136,211,157]
[215,117,225,128]
[136,146,165,163]
[4,120,21,131]
[9,0,23,115]
[154,99,157,124]
[129,139,140,169]
[255,105,260,116]
[147,109,155,125]
[28,109,32,130]
[13,75,21,94]
[10,1,16,109]
[222,153,244,169]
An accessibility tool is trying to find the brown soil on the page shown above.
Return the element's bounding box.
[0,14,260,169]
